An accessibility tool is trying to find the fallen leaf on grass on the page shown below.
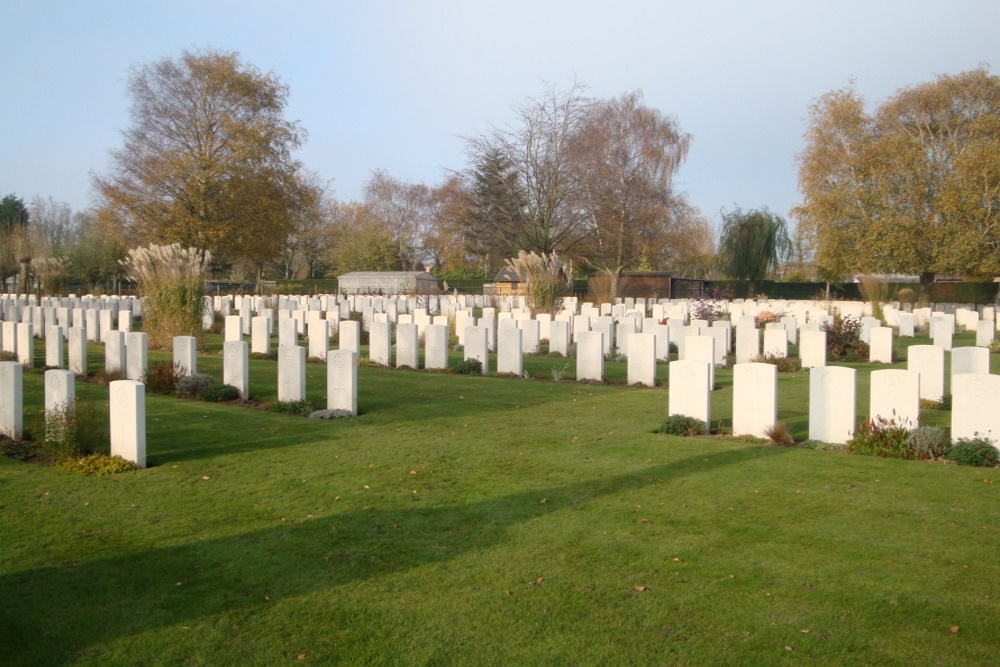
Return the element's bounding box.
[409,470,419,475]
[202,476,210,480]
[951,625,960,634]
[638,518,650,523]
[530,577,544,585]
[800,628,811,634]
[298,654,306,660]
[539,498,547,505]
[633,585,647,592]
[672,557,681,562]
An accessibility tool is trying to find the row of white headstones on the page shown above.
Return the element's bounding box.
[2,294,998,466]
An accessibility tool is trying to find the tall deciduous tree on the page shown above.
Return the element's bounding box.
[718,207,791,295]
[464,81,592,259]
[572,90,694,272]
[796,68,1000,292]
[94,48,315,278]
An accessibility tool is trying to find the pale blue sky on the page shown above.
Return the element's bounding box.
[3,0,998,233]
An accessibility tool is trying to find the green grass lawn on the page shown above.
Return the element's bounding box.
[1,331,998,664]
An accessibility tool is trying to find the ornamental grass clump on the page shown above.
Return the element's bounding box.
[121,243,211,350]
[504,250,566,316]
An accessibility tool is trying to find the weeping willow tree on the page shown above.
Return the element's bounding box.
[718,207,791,297]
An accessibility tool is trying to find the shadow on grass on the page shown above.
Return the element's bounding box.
[0,445,790,663]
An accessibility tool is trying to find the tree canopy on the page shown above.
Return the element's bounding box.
[0,194,29,232]
[94,48,315,278]
[717,207,791,289]
[795,68,1000,288]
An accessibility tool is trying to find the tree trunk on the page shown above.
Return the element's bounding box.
[919,271,935,304]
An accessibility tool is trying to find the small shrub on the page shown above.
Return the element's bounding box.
[92,369,124,385]
[894,287,916,305]
[177,373,215,398]
[56,453,138,476]
[308,409,353,419]
[0,351,18,362]
[29,401,108,463]
[947,438,999,467]
[450,358,483,375]
[550,363,570,382]
[907,426,951,460]
[198,383,240,402]
[272,399,315,416]
[249,351,277,361]
[822,314,869,361]
[0,436,40,461]
[764,422,795,446]
[357,356,383,368]
[752,353,801,373]
[919,395,951,411]
[755,311,780,327]
[657,414,708,436]
[144,361,182,395]
[990,339,1000,354]
[847,415,913,459]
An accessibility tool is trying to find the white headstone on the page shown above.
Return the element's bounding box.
[869,369,920,427]
[732,362,777,438]
[173,336,197,376]
[868,327,893,364]
[548,320,570,356]
[686,335,716,390]
[125,332,148,382]
[424,324,449,370]
[395,322,419,369]
[907,345,945,401]
[339,320,360,354]
[762,327,787,359]
[45,325,64,368]
[799,329,826,368]
[224,314,242,342]
[668,359,711,426]
[735,326,760,365]
[44,369,76,444]
[252,316,271,355]
[576,330,604,382]
[369,321,391,366]
[223,340,249,399]
[16,323,33,368]
[808,366,856,444]
[308,319,330,362]
[105,330,126,375]
[951,373,1000,445]
[463,326,489,374]
[327,349,357,415]
[951,346,990,379]
[68,326,87,375]
[498,326,523,375]
[0,361,23,439]
[278,345,306,402]
[109,379,145,468]
[627,332,657,387]
[975,321,995,348]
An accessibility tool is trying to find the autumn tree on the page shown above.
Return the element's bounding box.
[325,200,399,273]
[464,82,592,260]
[796,68,1000,293]
[572,90,694,272]
[718,207,791,295]
[94,48,315,278]
[458,149,530,275]
[363,170,434,270]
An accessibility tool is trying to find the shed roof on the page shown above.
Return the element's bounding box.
[338,271,435,279]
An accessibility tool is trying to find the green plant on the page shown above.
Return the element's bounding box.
[919,395,951,411]
[907,426,951,460]
[56,453,139,476]
[176,373,216,398]
[656,414,708,436]
[450,358,483,375]
[271,399,315,416]
[92,369,124,385]
[308,409,353,419]
[30,400,108,463]
[989,339,1000,354]
[847,415,913,459]
[144,361,182,395]
[751,353,801,373]
[249,351,277,361]
[0,435,40,461]
[947,438,999,467]
[120,243,211,350]
[894,287,916,305]
[0,351,17,362]
[821,314,870,361]
[504,250,566,315]
[763,421,795,446]
[198,383,240,402]
[550,363,569,382]
[858,275,888,322]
